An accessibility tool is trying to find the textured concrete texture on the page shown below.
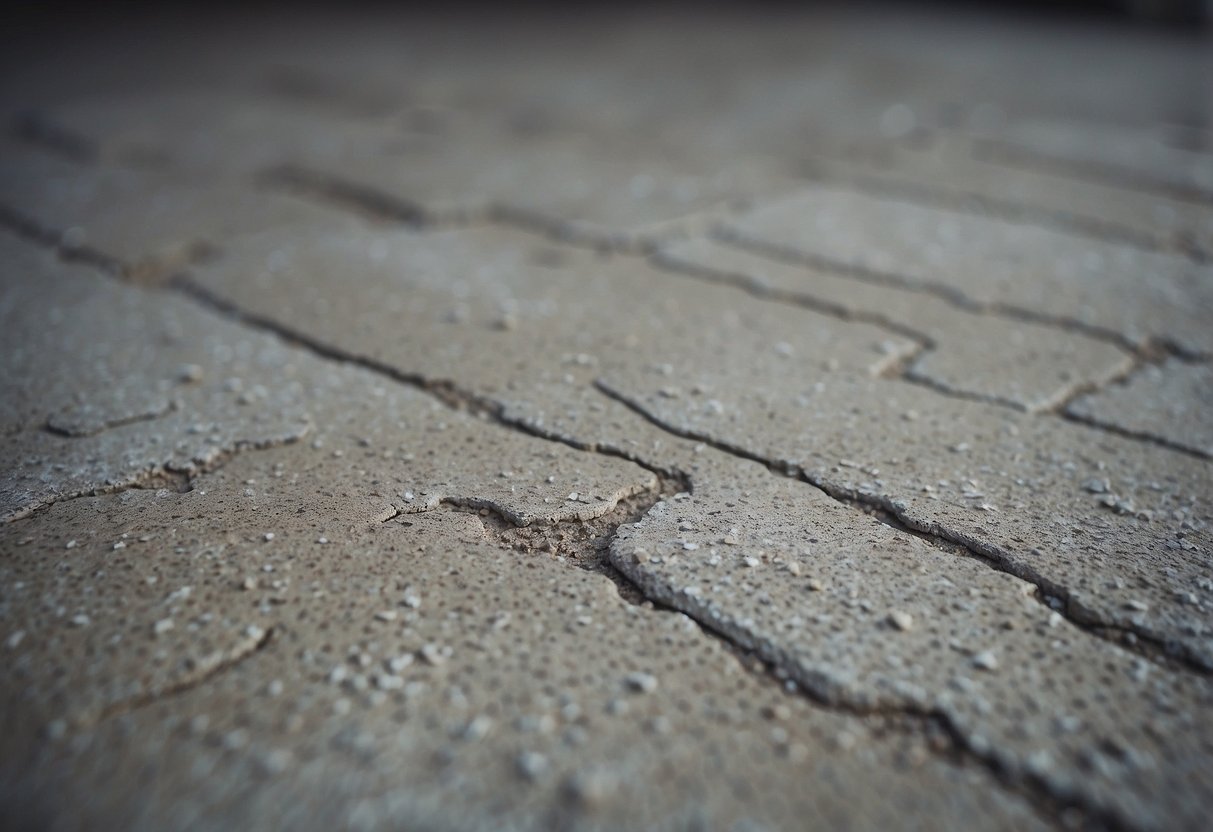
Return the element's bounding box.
[1,5,1211,831]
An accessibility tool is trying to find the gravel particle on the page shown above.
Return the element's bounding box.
[517,751,549,781]
[375,673,405,691]
[888,610,914,631]
[177,363,204,383]
[463,715,493,741]
[624,671,658,694]
[973,650,999,671]
[565,769,616,808]
[387,654,414,673]
[420,643,448,666]
[259,749,292,775]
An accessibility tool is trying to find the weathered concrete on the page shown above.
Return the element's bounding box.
[2,6,1211,831]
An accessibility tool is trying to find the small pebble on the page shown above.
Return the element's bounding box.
[517,751,548,781]
[624,671,658,694]
[177,364,204,383]
[420,643,447,666]
[972,650,999,671]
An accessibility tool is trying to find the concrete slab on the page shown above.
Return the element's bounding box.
[720,183,1213,356]
[3,6,1211,830]
[799,137,1213,259]
[1067,360,1213,459]
[654,235,1133,412]
[0,145,353,281]
[0,231,652,525]
[0,433,1043,832]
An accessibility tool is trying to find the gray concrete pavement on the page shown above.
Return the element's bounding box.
[1,6,1211,831]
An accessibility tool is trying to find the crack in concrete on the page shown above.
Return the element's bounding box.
[11,111,98,165]
[709,224,1166,355]
[649,247,1138,415]
[799,154,1210,263]
[151,265,1078,821]
[409,482,1075,830]
[258,164,701,255]
[1060,408,1212,462]
[170,276,695,494]
[430,483,676,606]
[251,168,1184,437]
[593,377,1210,677]
[649,240,1190,434]
[242,163,1205,454]
[2,432,305,524]
[74,624,276,732]
[711,223,1210,373]
[973,138,1213,209]
[0,203,139,281]
[8,191,1162,830]
[6,136,1203,825]
[258,165,437,227]
[41,400,178,438]
[12,175,1201,660]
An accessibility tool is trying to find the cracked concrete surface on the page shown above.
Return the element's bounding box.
[798,136,1213,260]
[653,236,1134,412]
[0,141,354,281]
[1066,359,1213,459]
[2,5,1212,831]
[719,183,1213,356]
